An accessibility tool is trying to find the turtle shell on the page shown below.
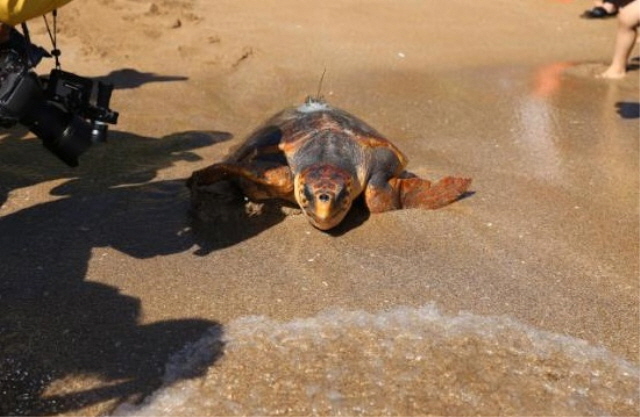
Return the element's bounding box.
[231,98,408,183]
[188,98,471,231]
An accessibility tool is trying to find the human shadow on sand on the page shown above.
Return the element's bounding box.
[0,128,231,415]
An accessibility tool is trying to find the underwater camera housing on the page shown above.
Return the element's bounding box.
[0,30,118,167]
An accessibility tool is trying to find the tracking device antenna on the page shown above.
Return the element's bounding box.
[315,67,327,100]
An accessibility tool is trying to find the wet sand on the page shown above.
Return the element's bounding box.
[0,0,638,415]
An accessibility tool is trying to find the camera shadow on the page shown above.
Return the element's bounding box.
[95,68,189,90]
[0,128,234,415]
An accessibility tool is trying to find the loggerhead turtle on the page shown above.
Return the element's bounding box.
[187,98,471,231]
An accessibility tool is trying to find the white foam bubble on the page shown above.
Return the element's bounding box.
[114,304,639,416]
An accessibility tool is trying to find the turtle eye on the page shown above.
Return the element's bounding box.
[336,186,350,207]
[303,185,314,204]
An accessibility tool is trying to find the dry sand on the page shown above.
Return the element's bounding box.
[0,0,638,415]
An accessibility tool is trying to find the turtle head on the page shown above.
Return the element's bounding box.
[294,163,354,230]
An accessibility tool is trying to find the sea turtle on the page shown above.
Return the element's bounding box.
[187,98,471,230]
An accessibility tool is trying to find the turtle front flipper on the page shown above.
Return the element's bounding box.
[188,162,295,201]
[398,176,472,209]
[365,175,471,213]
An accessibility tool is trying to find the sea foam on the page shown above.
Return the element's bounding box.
[114,304,639,416]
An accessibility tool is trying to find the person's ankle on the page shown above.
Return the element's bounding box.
[599,65,627,79]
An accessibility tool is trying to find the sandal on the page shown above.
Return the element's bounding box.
[581,6,618,18]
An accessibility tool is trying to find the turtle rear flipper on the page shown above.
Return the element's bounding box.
[365,175,471,212]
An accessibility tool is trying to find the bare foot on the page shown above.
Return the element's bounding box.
[602,2,618,14]
[598,66,627,79]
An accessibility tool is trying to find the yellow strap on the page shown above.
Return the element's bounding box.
[0,0,74,25]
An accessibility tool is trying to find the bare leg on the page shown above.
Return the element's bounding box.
[600,0,640,79]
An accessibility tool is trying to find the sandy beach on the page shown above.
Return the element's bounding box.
[0,0,638,415]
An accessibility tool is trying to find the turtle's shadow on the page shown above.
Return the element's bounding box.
[189,185,472,242]
[189,182,371,251]
[326,198,370,237]
[189,181,294,255]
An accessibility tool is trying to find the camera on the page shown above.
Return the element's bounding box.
[0,30,118,167]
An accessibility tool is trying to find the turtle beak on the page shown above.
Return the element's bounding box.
[295,183,348,230]
[314,192,334,222]
[304,187,351,230]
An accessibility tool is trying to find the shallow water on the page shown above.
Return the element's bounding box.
[115,305,639,416]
